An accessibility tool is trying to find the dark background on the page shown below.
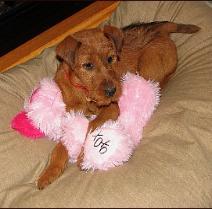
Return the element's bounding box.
[0,1,93,57]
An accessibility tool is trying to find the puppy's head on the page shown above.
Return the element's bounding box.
[56,25,124,106]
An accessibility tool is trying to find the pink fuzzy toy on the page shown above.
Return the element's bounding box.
[11,73,160,170]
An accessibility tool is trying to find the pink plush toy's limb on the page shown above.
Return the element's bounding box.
[11,111,45,139]
[118,73,160,146]
[11,78,66,141]
[82,122,134,171]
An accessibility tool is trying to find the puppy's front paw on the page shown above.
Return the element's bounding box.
[76,147,85,170]
[37,166,63,190]
[87,119,101,134]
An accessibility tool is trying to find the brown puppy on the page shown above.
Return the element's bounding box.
[37,21,200,189]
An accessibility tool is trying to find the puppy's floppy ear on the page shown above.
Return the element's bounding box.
[56,36,81,68]
[103,25,124,57]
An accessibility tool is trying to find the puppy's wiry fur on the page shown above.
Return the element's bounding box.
[37,21,200,189]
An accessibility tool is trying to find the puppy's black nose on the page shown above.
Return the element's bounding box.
[105,86,116,97]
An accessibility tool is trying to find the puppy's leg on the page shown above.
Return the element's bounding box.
[88,102,120,135]
[138,37,177,87]
[37,142,69,190]
[77,102,120,168]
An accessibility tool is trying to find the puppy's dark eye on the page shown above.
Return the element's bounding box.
[82,63,94,70]
[107,56,113,64]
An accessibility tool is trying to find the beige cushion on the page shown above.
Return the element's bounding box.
[0,1,212,207]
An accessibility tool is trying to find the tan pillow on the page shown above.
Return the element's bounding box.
[0,1,211,207]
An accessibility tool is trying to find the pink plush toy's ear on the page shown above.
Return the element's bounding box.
[11,111,45,139]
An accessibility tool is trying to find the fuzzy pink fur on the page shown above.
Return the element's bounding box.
[82,122,133,170]
[118,73,160,146]
[24,78,66,140]
[11,73,160,170]
[61,112,88,163]
[11,111,44,139]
